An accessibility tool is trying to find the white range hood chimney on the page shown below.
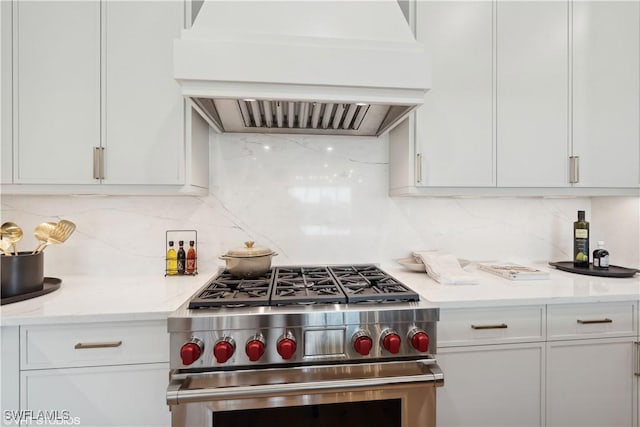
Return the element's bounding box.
[174,0,430,137]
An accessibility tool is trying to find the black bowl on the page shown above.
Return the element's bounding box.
[1,251,44,298]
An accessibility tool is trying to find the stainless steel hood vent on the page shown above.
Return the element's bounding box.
[175,1,431,137]
[191,98,414,136]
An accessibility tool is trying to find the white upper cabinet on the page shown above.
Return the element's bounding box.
[13,1,100,184]
[496,1,569,187]
[2,1,208,193]
[414,1,494,187]
[390,0,639,196]
[572,1,640,188]
[103,1,184,185]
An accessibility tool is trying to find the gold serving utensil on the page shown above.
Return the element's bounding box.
[0,222,23,255]
[35,219,76,254]
[0,237,12,256]
[32,222,58,254]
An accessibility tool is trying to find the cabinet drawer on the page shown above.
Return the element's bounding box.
[438,305,545,347]
[547,301,637,340]
[21,320,169,369]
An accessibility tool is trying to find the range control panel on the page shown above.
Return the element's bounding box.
[171,321,436,369]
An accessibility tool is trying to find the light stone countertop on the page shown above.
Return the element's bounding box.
[381,263,640,308]
[2,264,639,327]
[0,270,214,326]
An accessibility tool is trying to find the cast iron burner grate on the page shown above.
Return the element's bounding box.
[270,266,348,305]
[188,271,273,309]
[187,265,419,308]
[328,265,420,303]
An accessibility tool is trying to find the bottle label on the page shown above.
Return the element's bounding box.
[575,229,588,239]
[600,254,609,268]
[574,238,589,263]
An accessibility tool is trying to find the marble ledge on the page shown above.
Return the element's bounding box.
[2,265,639,327]
[0,271,215,327]
[382,264,640,308]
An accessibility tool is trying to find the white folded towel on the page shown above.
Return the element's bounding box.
[413,251,478,285]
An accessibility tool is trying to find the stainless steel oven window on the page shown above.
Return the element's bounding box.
[212,399,402,426]
[168,359,442,427]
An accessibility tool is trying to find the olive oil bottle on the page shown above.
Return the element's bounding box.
[573,210,590,268]
[166,241,178,275]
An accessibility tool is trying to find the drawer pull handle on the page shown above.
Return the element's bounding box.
[635,342,640,376]
[577,318,613,325]
[74,341,122,350]
[471,323,508,330]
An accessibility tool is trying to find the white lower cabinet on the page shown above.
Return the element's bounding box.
[436,305,545,426]
[435,301,640,427]
[546,301,639,427]
[546,338,637,427]
[21,363,169,427]
[437,343,544,427]
[17,320,170,427]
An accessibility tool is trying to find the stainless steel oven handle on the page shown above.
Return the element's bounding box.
[168,360,443,405]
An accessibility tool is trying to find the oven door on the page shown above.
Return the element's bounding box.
[167,358,443,427]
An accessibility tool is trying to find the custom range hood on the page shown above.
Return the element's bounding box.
[174,0,430,137]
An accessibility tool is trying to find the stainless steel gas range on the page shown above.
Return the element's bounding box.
[167,264,443,427]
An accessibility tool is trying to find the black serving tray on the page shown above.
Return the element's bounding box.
[1,277,61,305]
[549,262,638,278]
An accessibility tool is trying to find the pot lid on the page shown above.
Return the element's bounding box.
[225,241,274,258]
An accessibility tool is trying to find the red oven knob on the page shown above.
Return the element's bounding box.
[353,333,373,356]
[381,330,401,354]
[213,338,235,364]
[245,337,266,362]
[409,329,430,353]
[180,339,203,366]
[277,334,297,360]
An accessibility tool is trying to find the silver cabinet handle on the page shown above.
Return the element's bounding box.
[93,147,105,180]
[93,147,101,180]
[416,153,422,184]
[569,156,580,183]
[576,318,612,325]
[75,341,122,350]
[471,323,508,330]
[635,342,640,376]
[99,146,105,180]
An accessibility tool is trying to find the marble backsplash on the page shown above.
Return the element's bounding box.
[1,132,638,277]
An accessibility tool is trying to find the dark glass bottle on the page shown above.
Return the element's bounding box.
[593,241,610,269]
[177,240,186,274]
[186,240,197,275]
[573,210,590,268]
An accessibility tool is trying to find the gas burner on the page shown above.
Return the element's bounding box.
[271,266,348,305]
[187,264,419,308]
[188,271,273,309]
[328,265,419,303]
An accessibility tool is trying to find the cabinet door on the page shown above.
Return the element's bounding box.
[572,1,640,188]
[103,1,185,185]
[1,0,12,184]
[1,327,19,415]
[14,1,100,184]
[436,343,544,427]
[21,363,170,426]
[414,1,494,187]
[496,1,569,187]
[546,338,637,427]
